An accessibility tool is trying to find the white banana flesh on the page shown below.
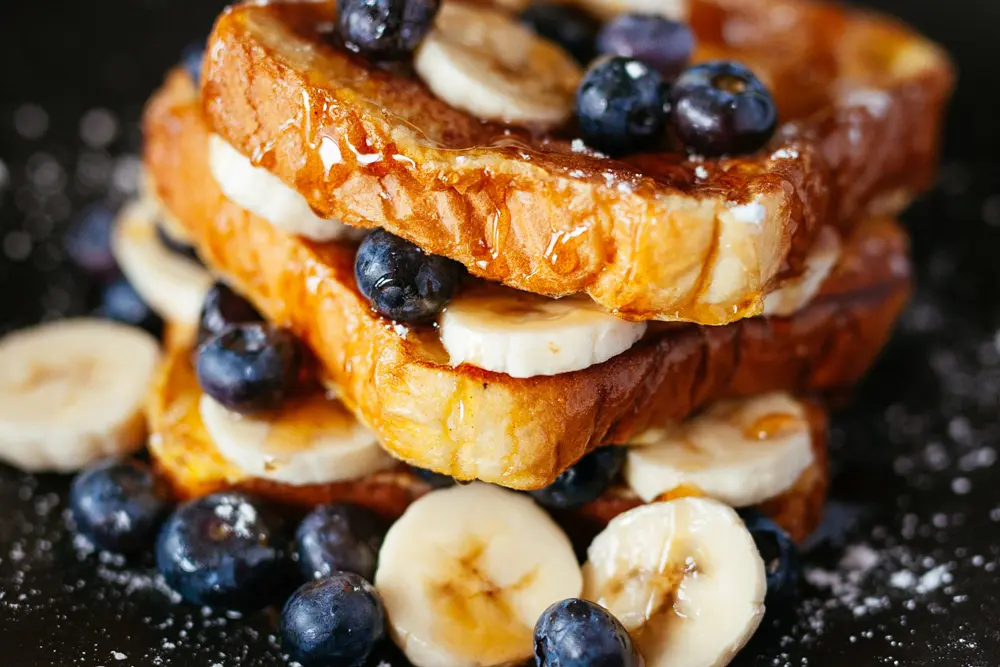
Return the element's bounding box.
[199,392,396,486]
[625,393,814,507]
[414,2,582,128]
[375,483,583,667]
[0,319,160,472]
[208,134,363,242]
[763,227,841,316]
[111,199,213,325]
[583,498,766,667]
[440,286,646,377]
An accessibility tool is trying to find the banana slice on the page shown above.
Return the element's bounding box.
[625,393,814,507]
[375,484,583,667]
[583,498,766,667]
[208,135,362,242]
[440,286,646,378]
[111,199,213,325]
[414,2,582,128]
[0,319,160,472]
[199,392,395,486]
[763,227,841,316]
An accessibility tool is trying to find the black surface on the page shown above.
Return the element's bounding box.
[1,0,999,665]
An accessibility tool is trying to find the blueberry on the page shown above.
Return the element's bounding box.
[519,3,600,65]
[670,60,778,157]
[529,446,626,510]
[70,459,172,554]
[355,229,464,323]
[295,504,389,582]
[409,465,457,489]
[576,56,669,157]
[337,0,441,60]
[181,44,204,84]
[155,492,290,609]
[98,278,164,336]
[196,323,300,413]
[197,281,264,348]
[597,14,694,79]
[740,509,800,604]
[155,223,201,264]
[281,573,386,667]
[534,598,641,667]
[64,201,118,279]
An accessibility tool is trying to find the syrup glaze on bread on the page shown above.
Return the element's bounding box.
[199,0,949,323]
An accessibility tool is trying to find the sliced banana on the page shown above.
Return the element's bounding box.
[208,134,362,242]
[111,199,213,325]
[625,393,814,507]
[583,498,766,667]
[763,227,841,316]
[199,392,395,486]
[0,319,160,472]
[440,286,646,377]
[375,484,583,667]
[414,2,582,128]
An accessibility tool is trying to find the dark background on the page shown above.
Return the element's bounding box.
[2,0,1000,665]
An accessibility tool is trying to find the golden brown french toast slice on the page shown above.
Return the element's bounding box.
[201,0,949,324]
[147,334,827,543]
[145,70,910,490]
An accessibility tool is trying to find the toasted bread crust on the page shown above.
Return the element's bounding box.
[148,335,826,542]
[145,71,910,490]
[201,0,949,323]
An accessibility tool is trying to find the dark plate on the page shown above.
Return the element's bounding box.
[1,0,999,665]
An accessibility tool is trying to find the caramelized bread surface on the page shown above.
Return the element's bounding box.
[145,71,911,489]
[201,0,950,323]
[148,334,827,542]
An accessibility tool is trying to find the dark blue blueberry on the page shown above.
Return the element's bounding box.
[529,446,626,510]
[181,44,204,84]
[155,223,201,264]
[597,14,694,79]
[98,278,163,336]
[197,281,264,348]
[534,598,641,667]
[155,492,290,609]
[576,56,669,157]
[64,201,118,279]
[295,504,389,582]
[409,465,457,489]
[281,573,386,667]
[739,509,800,604]
[519,3,600,65]
[669,60,778,157]
[338,0,441,60]
[355,229,464,323]
[196,322,300,413]
[70,459,172,554]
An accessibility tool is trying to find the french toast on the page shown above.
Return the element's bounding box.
[144,69,911,490]
[147,332,827,543]
[200,0,950,324]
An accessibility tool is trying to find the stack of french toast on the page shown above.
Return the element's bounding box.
[107,0,953,662]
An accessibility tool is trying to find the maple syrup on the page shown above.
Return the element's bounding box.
[743,412,801,440]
